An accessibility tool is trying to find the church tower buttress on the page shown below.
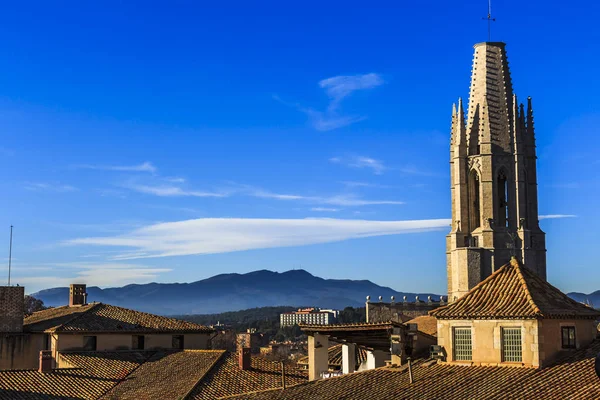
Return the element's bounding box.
[446,42,546,301]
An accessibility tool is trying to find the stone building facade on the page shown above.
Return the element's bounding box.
[366,296,443,323]
[447,42,547,301]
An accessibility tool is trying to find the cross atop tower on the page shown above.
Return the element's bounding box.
[482,0,496,41]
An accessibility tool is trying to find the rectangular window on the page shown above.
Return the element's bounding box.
[172,335,184,349]
[561,326,576,349]
[453,327,472,361]
[83,336,97,351]
[502,328,522,362]
[132,335,145,350]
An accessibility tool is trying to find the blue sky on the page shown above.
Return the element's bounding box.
[1,1,599,296]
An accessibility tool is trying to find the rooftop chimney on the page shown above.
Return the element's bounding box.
[0,286,24,333]
[239,347,251,370]
[69,284,87,307]
[39,350,52,373]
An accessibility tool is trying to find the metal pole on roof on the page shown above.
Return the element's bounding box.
[7,225,13,286]
[281,361,286,389]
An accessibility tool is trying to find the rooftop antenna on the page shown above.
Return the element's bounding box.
[7,225,13,286]
[482,0,496,41]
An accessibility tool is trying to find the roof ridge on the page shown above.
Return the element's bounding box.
[46,302,103,332]
[94,350,158,399]
[510,259,542,316]
[182,349,227,400]
[430,262,512,316]
[518,262,598,311]
[102,303,209,329]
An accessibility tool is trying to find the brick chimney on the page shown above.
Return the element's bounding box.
[69,284,87,307]
[0,286,24,333]
[239,347,251,370]
[39,350,52,373]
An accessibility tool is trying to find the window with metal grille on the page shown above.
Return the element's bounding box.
[453,327,472,361]
[561,326,576,349]
[502,328,522,362]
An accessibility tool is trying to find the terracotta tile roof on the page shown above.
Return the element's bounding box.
[431,258,600,319]
[59,351,151,379]
[296,344,368,369]
[226,340,600,400]
[23,303,97,332]
[405,315,438,337]
[188,352,307,399]
[0,352,146,400]
[101,350,224,400]
[25,303,212,333]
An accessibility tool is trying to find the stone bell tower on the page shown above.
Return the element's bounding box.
[446,42,546,301]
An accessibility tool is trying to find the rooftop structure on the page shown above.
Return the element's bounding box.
[227,340,600,399]
[0,350,308,399]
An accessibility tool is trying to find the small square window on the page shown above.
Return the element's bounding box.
[83,336,97,351]
[172,335,184,349]
[132,335,145,350]
[561,327,576,349]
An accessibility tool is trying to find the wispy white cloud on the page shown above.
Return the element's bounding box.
[248,187,403,206]
[340,181,392,189]
[303,109,366,131]
[15,263,171,289]
[320,73,384,112]
[66,217,451,260]
[330,155,386,175]
[122,183,227,198]
[539,214,577,220]
[24,182,78,192]
[164,177,186,183]
[310,207,340,212]
[275,73,384,131]
[76,161,157,173]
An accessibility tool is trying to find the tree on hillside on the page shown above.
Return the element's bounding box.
[24,295,47,314]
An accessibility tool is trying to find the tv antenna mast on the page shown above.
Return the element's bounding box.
[483,0,496,41]
[7,225,13,286]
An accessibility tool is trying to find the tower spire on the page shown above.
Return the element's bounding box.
[447,42,546,301]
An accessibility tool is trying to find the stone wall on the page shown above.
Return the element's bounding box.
[0,286,24,333]
[366,300,443,323]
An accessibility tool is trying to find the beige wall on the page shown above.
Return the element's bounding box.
[56,333,210,352]
[0,333,46,370]
[437,319,540,367]
[437,318,599,368]
[538,319,597,367]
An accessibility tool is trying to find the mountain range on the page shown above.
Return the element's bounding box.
[31,269,597,315]
[564,291,600,308]
[31,269,441,315]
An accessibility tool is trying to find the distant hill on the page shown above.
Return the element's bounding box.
[30,269,440,315]
[566,291,600,308]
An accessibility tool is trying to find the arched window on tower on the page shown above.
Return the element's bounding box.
[468,170,481,232]
[498,170,509,228]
